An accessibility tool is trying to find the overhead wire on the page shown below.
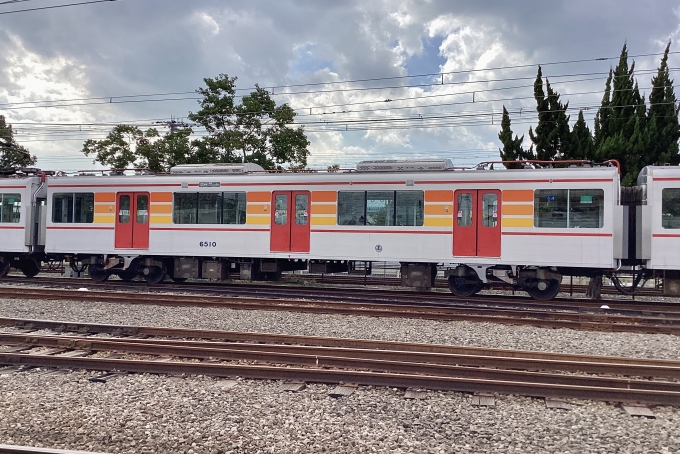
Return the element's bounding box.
[0,0,118,15]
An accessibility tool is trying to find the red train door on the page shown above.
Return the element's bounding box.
[270,191,310,253]
[453,189,501,257]
[115,192,150,249]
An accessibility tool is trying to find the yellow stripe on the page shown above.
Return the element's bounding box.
[310,216,336,226]
[503,204,534,216]
[424,217,453,227]
[93,215,115,224]
[246,215,270,225]
[150,215,172,225]
[502,217,534,228]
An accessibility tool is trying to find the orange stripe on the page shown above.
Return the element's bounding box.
[424,190,453,202]
[94,192,115,202]
[247,191,271,203]
[311,191,337,202]
[246,204,269,215]
[502,232,611,237]
[502,190,534,202]
[150,204,173,214]
[424,205,451,215]
[94,205,115,214]
[503,204,534,215]
[311,204,337,215]
[150,192,173,202]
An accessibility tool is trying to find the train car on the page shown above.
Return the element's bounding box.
[0,168,47,277]
[637,165,680,295]
[43,160,622,300]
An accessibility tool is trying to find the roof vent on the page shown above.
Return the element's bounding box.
[356,159,454,172]
[170,163,265,175]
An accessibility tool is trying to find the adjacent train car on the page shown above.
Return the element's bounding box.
[637,165,680,294]
[0,169,47,277]
[43,161,622,299]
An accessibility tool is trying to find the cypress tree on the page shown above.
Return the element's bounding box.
[571,110,595,160]
[498,106,527,168]
[646,41,680,166]
[528,66,572,162]
[594,68,613,153]
[596,43,647,185]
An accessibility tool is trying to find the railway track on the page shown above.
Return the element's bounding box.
[0,284,679,335]
[1,317,679,406]
[0,445,107,454]
[2,275,679,316]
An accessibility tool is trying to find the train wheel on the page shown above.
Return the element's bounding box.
[0,260,10,278]
[88,265,110,282]
[171,277,187,283]
[525,279,560,301]
[448,275,483,297]
[20,258,41,278]
[143,266,166,285]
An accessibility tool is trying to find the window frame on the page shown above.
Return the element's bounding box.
[662,188,680,229]
[0,193,21,224]
[173,191,247,225]
[337,190,424,227]
[533,188,604,229]
[51,192,94,224]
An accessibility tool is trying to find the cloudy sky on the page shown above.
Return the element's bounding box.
[1,0,679,171]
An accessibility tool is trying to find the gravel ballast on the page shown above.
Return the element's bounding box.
[0,294,679,453]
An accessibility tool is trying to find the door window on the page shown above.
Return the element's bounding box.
[136,194,149,224]
[275,194,288,225]
[457,193,473,226]
[295,194,308,225]
[119,195,131,224]
[482,193,498,227]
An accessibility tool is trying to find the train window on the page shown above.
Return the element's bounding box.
[173,193,198,224]
[0,193,21,223]
[534,189,603,228]
[274,194,288,225]
[662,188,680,229]
[223,192,246,225]
[338,192,366,225]
[482,193,498,227]
[198,193,221,224]
[395,191,424,226]
[52,193,94,223]
[457,193,473,227]
[367,191,395,226]
[295,194,309,225]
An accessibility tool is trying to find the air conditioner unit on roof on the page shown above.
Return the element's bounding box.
[170,163,265,175]
[356,159,454,172]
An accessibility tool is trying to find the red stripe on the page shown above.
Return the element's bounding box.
[311,229,450,235]
[502,231,612,237]
[416,178,614,185]
[0,186,24,189]
[149,227,270,232]
[47,226,114,230]
[49,183,181,188]
[653,177,680,181]
[653,233,680,238]
[0,225,24,229]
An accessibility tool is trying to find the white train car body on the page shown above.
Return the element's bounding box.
[44,164,620,293]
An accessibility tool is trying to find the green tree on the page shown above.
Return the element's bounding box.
[188,74,310,170]
[82,124,199,173]
[646,41,680,166]
[594,68,613,151]
[571,110,595,160]
[595,43,647,185]
[528,66,571,161]
[498,106,528,168]
[0,115,36,169]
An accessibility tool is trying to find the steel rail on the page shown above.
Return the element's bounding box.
[1,352,679,406]
[3,332,680,385]
[2,316,677,367]
[1,286,679,334]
